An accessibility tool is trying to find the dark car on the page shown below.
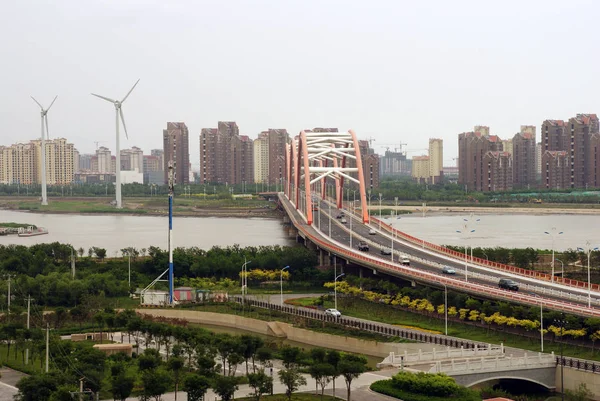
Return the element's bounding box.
[498,278,519,291]
[358,241,369,251]
[336,213,344,219]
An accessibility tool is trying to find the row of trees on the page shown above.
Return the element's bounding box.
[444,245,600,271]
[0,243,322,308]
[7,310,369,401]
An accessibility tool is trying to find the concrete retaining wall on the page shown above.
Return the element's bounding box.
[557,366,600,400]
[135,309,431,358]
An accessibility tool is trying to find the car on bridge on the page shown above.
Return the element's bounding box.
[369,228,376,235]
[340,217,347,224]
[442,266,456,274]
[381,247,392,255]
[498,278,519,291]
[401,258,410,266]
[336,213,344,219]
[325,308,341,317]
[358,241,369,251]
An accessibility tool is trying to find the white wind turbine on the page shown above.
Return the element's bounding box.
[91,79,139,209]
[31,95,58,206]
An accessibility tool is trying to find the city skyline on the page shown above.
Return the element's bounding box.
[2,1,598,169]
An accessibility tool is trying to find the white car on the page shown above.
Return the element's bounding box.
[325,308,342,317]
[369,229,376,235]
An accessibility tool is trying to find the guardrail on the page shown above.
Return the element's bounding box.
[429,353,556,374]
[232,296,490,350]
[278,195,600,318]
[378,344,504,367]
[557,356,600,373]
[370,214,600,292]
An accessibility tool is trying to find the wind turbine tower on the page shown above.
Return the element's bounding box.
[91,79,140,208]
[31,96,57,206]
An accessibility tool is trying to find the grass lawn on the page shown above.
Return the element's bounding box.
[290,296,600,362]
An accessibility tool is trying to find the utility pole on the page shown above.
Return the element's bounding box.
[71,247,76,279]
[25,295,31,364]
[7,274,11,314]
[45,322,50,373]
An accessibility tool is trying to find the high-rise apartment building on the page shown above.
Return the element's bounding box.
[360,141,380,189]
[79,154,92,171]
[458,130,503,191]
[512,131,536,188]
[267,129,288,186]
[31,138,75,184]
[121,146,144,173]
[541,151,569,190]
[502,139,513,156]
[150,149,164,169]
[73,149,80,173]
[94,146,113,173]
[199,122,254,185]
[428,138,443,183]
[411,156,430,183]
[253,131,269,184]
[541,120,567,152]
[163,122,190,185]
[483,151,512,191]
[380,149,412,177]
[473,125,490,137]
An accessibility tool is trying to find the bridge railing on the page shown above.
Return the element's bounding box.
[429,352,556,374]
[557,356,600,374]
[328,211,600,307]
[371,214,600,292]
[279,195,600,317]
[378,344,504,367]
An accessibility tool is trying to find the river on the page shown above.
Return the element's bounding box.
[0,209,597,254]
[0,210,294,255]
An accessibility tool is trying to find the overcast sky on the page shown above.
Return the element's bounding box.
[1,0,598,168]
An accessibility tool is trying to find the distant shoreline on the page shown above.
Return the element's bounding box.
[385,205,600,216]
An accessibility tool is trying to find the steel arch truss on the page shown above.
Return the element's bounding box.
[285,129,369,225]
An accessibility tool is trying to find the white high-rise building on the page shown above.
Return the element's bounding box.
[428,138,443,183]
[96,146,112,173]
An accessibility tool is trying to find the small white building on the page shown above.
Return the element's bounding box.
[121,168,144,184]
[140,290,169,306]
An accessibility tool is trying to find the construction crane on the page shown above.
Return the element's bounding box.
[379,142,407,153]
[94,141,106,150]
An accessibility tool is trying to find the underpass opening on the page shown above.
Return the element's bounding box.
[470,377,553,397]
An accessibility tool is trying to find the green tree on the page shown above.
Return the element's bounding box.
[109,362,135,401]
[168,356,186,401]
[15,372,66,401]
[338,354,368,401]
[309,363,336,400]
[213,375,239,401]
[248,371,274,401]
[140,369,171,401]
[183,374,211,401]
[326,350,341,397]
[278,368,307,401]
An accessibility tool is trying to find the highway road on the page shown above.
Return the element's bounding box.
[282,194,600,317]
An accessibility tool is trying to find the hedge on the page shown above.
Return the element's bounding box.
[370,378,481,401]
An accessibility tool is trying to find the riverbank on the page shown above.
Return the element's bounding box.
[375,204,600,216]
[0,196,279,218]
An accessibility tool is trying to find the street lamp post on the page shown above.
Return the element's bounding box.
[328,200,332,238]
[390,222,395,262]
[280,266,290,305]
[577,241,598,308]
[378,193,383,229]
[241,258,252,305]
[349,203,353,248]
[443,284,448,336]
[334,273,345,310]
[456,224,475,282]
[544,228,564,282]
[554,315,566,401]
[533,294,544,352]
[556,259,564,278]
[368,190,372,221]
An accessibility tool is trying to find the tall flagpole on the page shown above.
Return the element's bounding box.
[168,161,174,304]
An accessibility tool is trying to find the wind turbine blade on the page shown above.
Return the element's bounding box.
[119,108,129,139]
[47,95,58,111]
[91,93,117,103]
[31,96,43,109]
[45,114,50,140]
[121,79,140,103]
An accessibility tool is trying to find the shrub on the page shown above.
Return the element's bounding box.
[371,378,480,401]
[391,371,460,397]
